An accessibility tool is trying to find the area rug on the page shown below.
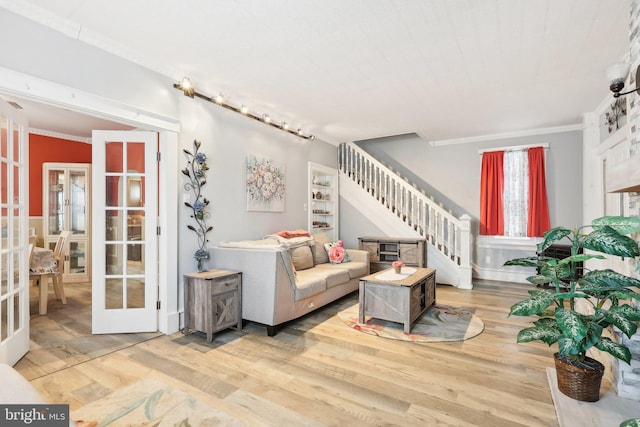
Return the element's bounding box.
[338,303,484,342]
[72,378,242,426]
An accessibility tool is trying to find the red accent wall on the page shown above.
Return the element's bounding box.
[29,134,92,216]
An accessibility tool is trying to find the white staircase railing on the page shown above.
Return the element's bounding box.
[339,142,472,288]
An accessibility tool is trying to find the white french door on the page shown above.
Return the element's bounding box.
[0,99,29,365]
[92,130,158,333]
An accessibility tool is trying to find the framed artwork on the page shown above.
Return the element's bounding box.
[246,154,285,212]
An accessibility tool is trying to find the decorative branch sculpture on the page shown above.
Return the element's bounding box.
[182,139,213,271]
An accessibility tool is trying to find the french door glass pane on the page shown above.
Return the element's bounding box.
[105,278,123,309]
[13,294,19,333]
[105,243,123,275]
[1,299,6,340]
[126,279,145,309]
[105,176,122,208]
[1,160,7,205]
[106,142,123,173]
[127,142,145,174]
[0,117,6,157]
[106,210,123,241]
[12,128,19,162]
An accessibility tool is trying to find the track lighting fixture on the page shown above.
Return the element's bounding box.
[607,63,640,98]
[173,78,315,140]
[178,77,195,98]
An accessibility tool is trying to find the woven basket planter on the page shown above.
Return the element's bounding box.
[554,353,605,402]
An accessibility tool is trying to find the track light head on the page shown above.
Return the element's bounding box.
[178,77,195,98]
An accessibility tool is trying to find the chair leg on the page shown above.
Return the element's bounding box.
[39,276,49,315]
[52,275,67,305]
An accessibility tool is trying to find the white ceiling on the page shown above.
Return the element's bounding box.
[1,0,632,144]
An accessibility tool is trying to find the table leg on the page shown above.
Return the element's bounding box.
[358,280,365,324]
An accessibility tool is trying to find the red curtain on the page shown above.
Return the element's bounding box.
[480,151,504,235]
[527,147,551,236]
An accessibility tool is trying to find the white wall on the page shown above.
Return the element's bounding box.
[177,97,337,276]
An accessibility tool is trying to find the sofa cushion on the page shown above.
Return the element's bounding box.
[320,268,351,288]
[311,232,331,264]
[293,269,327,300]
[324,240,350,264]
[290,245,314,270]
[315,260,369,279]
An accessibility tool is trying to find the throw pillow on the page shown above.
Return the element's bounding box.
[311,232,331,264]
[290,245,314,270]
[324,240,350,264]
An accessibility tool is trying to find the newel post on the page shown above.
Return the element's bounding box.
[458,214,473,289]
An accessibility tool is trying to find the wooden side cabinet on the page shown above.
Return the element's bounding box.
[183,269,242,342]
[358,237,427,273]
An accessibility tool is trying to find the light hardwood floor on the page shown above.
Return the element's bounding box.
[18,280,561,426]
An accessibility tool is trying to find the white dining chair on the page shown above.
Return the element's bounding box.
[30,230,71,315]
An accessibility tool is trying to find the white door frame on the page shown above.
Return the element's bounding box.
[0,67,180,334]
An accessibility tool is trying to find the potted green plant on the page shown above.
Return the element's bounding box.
[504,216,640,402]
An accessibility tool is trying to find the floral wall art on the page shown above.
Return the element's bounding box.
[246,154,285,212]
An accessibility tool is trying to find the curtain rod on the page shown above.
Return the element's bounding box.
[478,142,549,155]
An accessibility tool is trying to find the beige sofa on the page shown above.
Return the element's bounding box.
[209,233,369,336]
[0,363,78,426]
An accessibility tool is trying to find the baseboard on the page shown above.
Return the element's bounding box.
[161,310,180,334]
[474,266,530,283]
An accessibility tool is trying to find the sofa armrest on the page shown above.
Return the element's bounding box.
[345,248,369,264]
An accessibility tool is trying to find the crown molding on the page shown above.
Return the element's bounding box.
[424,124,583,147]
[29,128,91,144]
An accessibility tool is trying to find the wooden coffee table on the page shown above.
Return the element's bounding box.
[358,267,436,333]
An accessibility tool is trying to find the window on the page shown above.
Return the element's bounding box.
[480,146,550,237]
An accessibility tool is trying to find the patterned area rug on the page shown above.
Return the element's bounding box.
[72,378,242,426]
[338,303,484,342]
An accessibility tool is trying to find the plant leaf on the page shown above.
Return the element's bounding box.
[583,226,640,257]
[509,291,555,317]
[555,308,588,342]
[557,253,605,264]
[526,275,553,285]
[538,227,572,253]
[539,260,570,281]
[533,317,557,327]
[517,325,562,345]
[581,269,640,289]
[187,225,196,232]
[596,337,631,364]
[620,418,640,427]
[557,337,581,355]
[504,257,539,268]
[592,215,640,235]
[604,304,640,331]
